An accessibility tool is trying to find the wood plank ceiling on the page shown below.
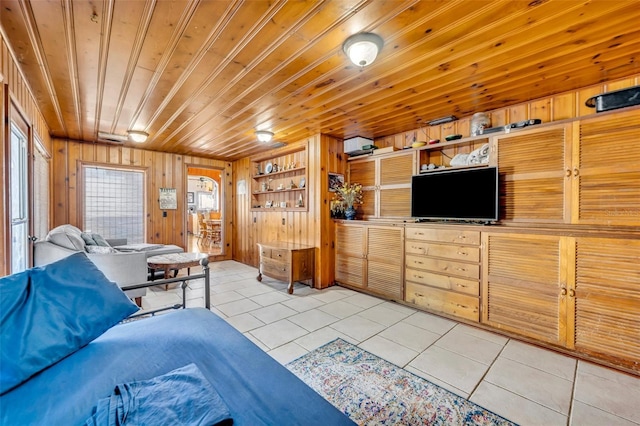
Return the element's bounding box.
[2,0,639,160]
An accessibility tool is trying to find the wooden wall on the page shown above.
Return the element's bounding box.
[51,139,233,257]
[375,75,640,150]
[233,134,346,288]
[1,30,52,276]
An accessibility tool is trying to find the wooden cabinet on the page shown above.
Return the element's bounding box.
[572,109,640,226]
[572,237,640,371]
[347,150,416,218]
[494,108,640,226]
[482,232,567,344]
[404,226,481,322]
[251,149,307,211]
[494,123,572,223]
[482,231,640,372]
[334,222,404,300]
[257,242,315,294]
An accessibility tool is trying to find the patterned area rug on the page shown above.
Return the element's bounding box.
[287,339,517,426]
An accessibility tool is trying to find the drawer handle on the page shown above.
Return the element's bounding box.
[456,304,468,309]
[455,267,467,272]
[416,293,424,297]
[456,284,468,288]
[414,260,424,265]
[457,235,466,239]
[277,254,282,257]
[414,275,424,279]
[457,251,468,256]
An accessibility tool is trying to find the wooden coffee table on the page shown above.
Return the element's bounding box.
[147,252,210,288]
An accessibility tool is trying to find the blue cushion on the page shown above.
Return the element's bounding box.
[0,253,139,394]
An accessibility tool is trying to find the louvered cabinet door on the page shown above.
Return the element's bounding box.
[348,159,377,218]
[495,124,572,223]
[572,237,640,373]
[366,225,404,300]
[378,152,415,218]
[573,109,640,226]
[482,233,568,345]
[334,223,366,288]
[379,187,411,217]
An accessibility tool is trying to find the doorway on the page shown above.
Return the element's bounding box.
[9,122,29,273]
[186,166,224,256]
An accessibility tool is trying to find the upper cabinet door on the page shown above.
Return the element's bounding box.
[495,123,572,223]
[348,150,415,219]
[348,159,376,188]
[378,152,415,218]
[572,109,640,226]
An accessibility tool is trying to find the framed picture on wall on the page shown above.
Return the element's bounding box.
[159,188,178,210]
[328,173,344,192]
[187,192,194,204]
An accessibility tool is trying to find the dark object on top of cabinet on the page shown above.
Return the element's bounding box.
[585,85,640,112]
[480,118,542,134]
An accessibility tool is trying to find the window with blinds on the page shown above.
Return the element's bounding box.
[83,166,145,243]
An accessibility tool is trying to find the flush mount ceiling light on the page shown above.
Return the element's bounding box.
[342,32,383,67]
[127,130,149,143]
[255,130,274,143]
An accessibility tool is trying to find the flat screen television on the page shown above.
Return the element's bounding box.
[411,166,499,223]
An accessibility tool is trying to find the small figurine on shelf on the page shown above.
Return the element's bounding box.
[288,179,297,189]
[297,193,304,207]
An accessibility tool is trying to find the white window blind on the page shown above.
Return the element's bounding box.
[83,166,145,243]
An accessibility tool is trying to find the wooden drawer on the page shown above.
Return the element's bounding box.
[405,227,480,245]
[261,258,289,281]
[405,268,479,296]
[259,247,272,258]
[405,241,480,262]
[406,282,479,322]
[405,254,479,280]
[270,248,291,262]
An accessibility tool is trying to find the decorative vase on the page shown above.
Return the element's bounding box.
[471,112,491,136]
[344,206,357,220]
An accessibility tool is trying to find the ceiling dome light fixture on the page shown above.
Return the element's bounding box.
[255,130,274,143]
[127,130,149,143]
[342,32,383,68]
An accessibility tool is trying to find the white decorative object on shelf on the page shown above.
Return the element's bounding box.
[471,112,491,136]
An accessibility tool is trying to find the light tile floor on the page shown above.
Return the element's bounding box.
[142,260,640,426]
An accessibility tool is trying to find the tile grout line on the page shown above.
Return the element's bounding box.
[467,339,509,399]
[566,361,579,426]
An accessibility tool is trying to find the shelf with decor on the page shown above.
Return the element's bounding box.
[415,135,492,171]
[251,149,307,212]
[252,166,306,180]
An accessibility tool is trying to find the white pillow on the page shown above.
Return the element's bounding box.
[45,225,85,251]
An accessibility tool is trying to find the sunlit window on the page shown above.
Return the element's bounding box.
[83,166,145,243]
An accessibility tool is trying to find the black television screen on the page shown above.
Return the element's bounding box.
[411,166,498,222]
